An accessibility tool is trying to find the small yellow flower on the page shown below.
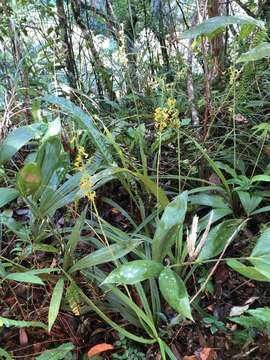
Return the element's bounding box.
[75,146,88,171]
[154,98,179,134]
[167,98,176,109]
[80,172,96,202]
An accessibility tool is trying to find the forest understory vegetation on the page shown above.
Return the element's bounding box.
[1,0,270,359]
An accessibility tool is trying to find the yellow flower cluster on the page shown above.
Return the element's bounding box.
[74,146,88,171]
[80,172,96,202]
[154,98,180,133]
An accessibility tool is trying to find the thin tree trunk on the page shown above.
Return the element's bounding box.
[208,0,224,80]
[124,0,139,93]
[186,13,199,126]
[5,7,31,123]
[71,0,116,100]
[56,0,78,90]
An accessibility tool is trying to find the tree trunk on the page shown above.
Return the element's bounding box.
[124,0,139,93]
[208,0,224,80]
[4,4,32,123]
[71,0,116,100]
[56,0,78,91]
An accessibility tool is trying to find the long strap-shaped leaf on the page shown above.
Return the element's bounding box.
[48,278,65,333]
[181,15,264,39]
[63,270,155,345]
[44,95,114,163]
[0,123,47,165]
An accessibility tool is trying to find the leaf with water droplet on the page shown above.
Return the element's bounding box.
[159,267,193,320]
[102,260,164,285]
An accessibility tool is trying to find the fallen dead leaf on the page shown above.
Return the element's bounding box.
[88,343,114,358]
[229,304,249,317]
[199,347,217,360]
[245,296,259,305]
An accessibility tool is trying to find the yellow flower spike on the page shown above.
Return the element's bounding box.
[154,98,180,134]
[86,191,96,202]
[80,172,96,203]
[75,145,88,171]
[167,98,176,108]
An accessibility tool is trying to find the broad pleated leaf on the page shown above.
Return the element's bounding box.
[227,259,270,282]
[182,15,264,39]
[251,174,270,183]
[102,260,164,285]
[0,188,19,208]
[237,191,262,216]
[189,194,229,208]
[0,123,46,165]
[5,272,44,285]
[63,210,86,270]
[198,219,243,261]
[237,42,270,63]
[251,228,270,265]
[152,192,188,262]
[159,267,193,320]
[48,278,65,333]
[44,95,113,163]
[69,241,141,273]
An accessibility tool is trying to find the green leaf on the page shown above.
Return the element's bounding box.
[0,188,19,208]
[152,192,188,262]
[248,307,270,322]
[69,241,141,273]
[251,228,270,266]
[44,95,113,163]
[181,15,264,39]
[134,171,169,208]
[227,259,270,282]
[102,260,164,285]
[189,194,228,208]
[159,267,193,320]
[251,205,270,215]
[36,137,64,193]
[0,348,12,360]
[237,191,262,216]
[32,244,58,253]
[0,262,6,277]
[198,219,243,261]
[231,308,270,330]
[181,132,231,196]
[0,123,47,165]
[230,314,264,329]
[66,282,81,315]
[198,208,233,232]
[0,211,29,239]
[64,210,86,270]
[251,174,270,183]
[48,278,65,333]
[0,316,47,329]
[17,163,42,195]
[36,343,74,360]
[237,42,270,63]
[5,272,44,285]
